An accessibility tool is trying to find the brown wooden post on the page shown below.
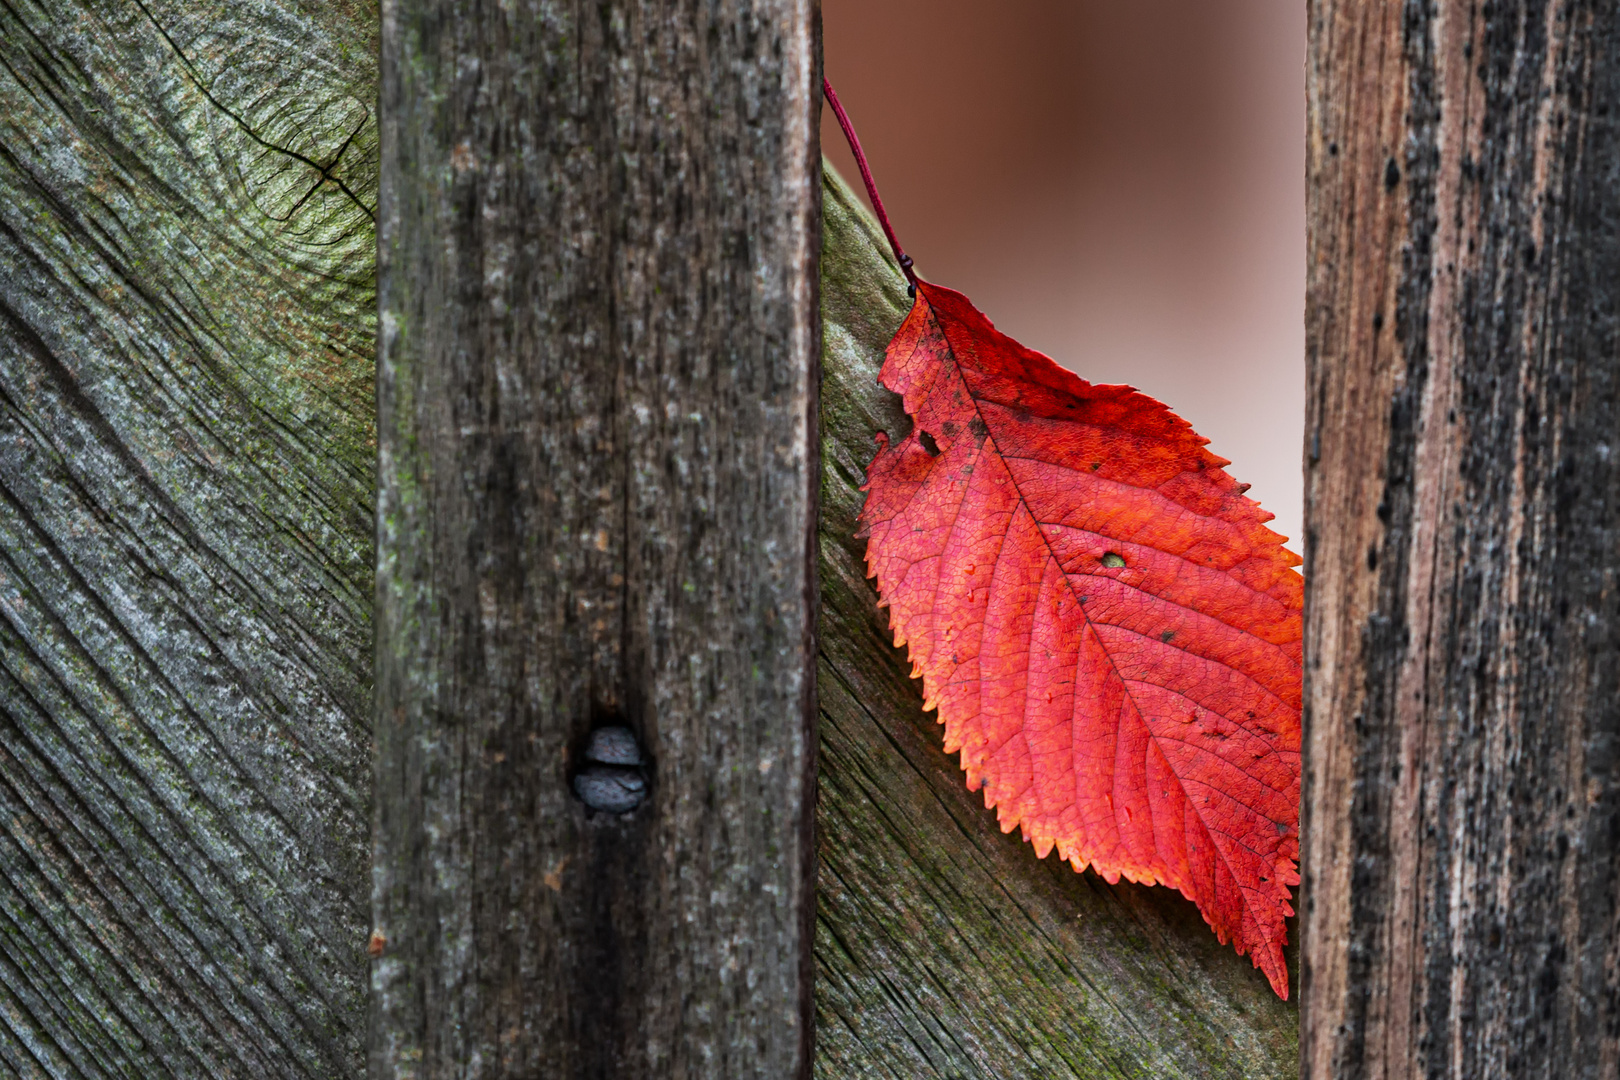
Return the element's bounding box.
[370,3,821,1077]
[1304,3,1620,1075]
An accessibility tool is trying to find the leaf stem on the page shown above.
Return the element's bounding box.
[822,77,917,295]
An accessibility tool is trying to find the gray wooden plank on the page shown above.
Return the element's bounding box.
[370,2,820,1076]
[0,0,378,1074]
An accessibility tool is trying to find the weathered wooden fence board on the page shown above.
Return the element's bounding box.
[370,2,819,1076]
[0,0,378,1076]
[1303,3,1620,1076]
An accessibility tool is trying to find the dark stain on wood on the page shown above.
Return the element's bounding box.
[1305,3,1620,1075]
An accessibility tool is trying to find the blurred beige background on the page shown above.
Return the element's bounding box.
[823,0,1305,555]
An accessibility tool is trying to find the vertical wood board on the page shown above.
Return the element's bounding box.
[371,3,820,1077]
[1304,3,1620,1076]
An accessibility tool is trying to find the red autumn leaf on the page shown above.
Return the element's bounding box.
[858,279,1303,998]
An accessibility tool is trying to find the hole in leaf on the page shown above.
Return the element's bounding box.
[918,429,941,456]
[1101,552,1126,568]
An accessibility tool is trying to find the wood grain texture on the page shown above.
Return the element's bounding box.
[371,3,819,1077]
[0,0,379,1076]
[1304,3,1620,1076]
[0,0,1301,1070]
[816,169,1298,1080]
